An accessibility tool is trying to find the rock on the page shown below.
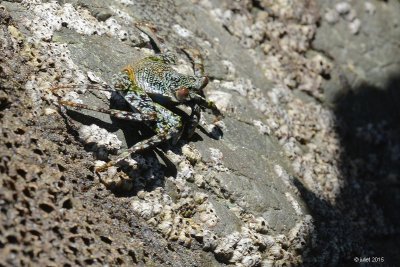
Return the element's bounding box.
[1,0,399,266]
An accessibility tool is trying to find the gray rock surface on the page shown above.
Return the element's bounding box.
[315,0,400,103]
[1,0,399,266]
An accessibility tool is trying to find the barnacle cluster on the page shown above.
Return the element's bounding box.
[79,124,122,159]
[206,0,331,100]
[22,1,131,41]
[324,2,376,35]
[198,0,342,201]
[131,185,218,247]
[124,143,314,266]
[219,75,343,201]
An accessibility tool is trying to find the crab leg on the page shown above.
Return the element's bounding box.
[180,47,205,78]
[96,104,183,172]
[135,22,177,64]
[58,100,157,121]
[185,104,201,139]
[51,83,116,94]
[135,22,167,54]
[191,93,223,119]
[96,129,177,172]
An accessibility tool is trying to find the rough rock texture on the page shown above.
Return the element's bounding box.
[1,0,399,266]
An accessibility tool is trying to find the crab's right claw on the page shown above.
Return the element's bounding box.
[207,100,224,121]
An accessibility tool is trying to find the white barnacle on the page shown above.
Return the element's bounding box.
[161,208,173,221]
[252,233,275,249]
[139,203,154,220]
[214,232,241,257]
[365,2,376,15]
[131,200,155,220]
[194,174,206,188]
[275,234,288,246]
[152,203,163,215]
[202,230,218,250]
[178,230,192,247]
[44,108,57,115]
[196,202,209,213]
[269,244,283,259]
[177,161,194,181]
[79,124,122,151]
[261,259,275,267]
[263,235,276,248]
[193,192,208,204]
[206,218,218,228]
[168,229,179,241]
[335,2,351,15]
[137,190,146,200]
[182,144,202,164]
[231,249,244,263]
[206,90,232,112]
[349,18,361,35]
[324,9,339,24]
[131,200,141,211]
[158,220,173,236]
[188,224,202,238]
[241,254,262,267]
[173,215,185,227]
[235,237,254,255]
[172,24,193,38]
[248,217,269,234]
[209,147,224,164]
[147,217,159,226]
[87,71,103,84]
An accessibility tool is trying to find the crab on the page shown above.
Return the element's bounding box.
[52,23,222,173]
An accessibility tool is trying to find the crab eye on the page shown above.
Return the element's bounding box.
[175,87,190,102]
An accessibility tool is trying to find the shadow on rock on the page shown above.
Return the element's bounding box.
[334,74,400,265]
[294,73,400,266]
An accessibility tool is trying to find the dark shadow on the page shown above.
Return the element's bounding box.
[333,74,400,265]
[293,73,400,266]
[67,109,119,131]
